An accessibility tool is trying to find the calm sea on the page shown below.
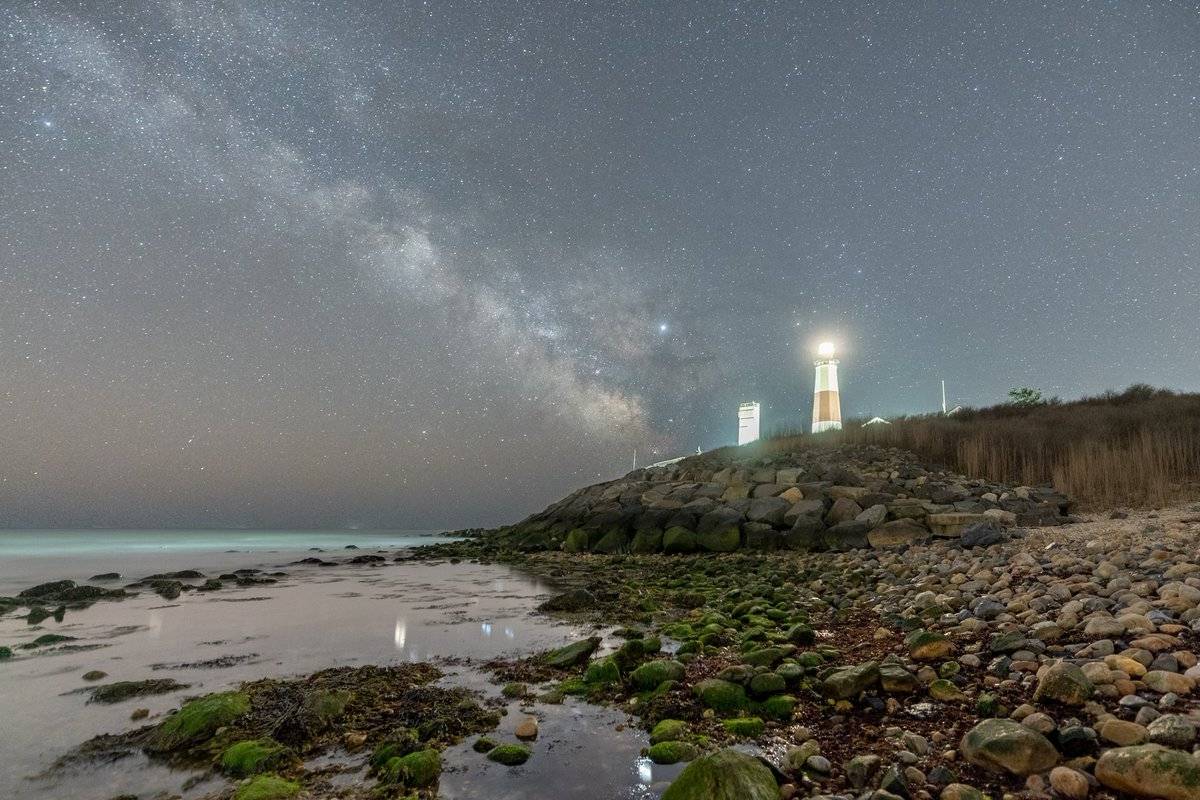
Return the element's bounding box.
[0,529,455,594]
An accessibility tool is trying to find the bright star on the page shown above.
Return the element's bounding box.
[658,323,668,333]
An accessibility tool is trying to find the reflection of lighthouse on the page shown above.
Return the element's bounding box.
[811,342,842,433]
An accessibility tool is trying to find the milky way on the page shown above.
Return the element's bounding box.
[2,2,1198,528]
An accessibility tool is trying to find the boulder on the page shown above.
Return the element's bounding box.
[693,678,748,712]
[662,527,698,554]
[538,589,595,613]
[697,527,741,552]
[1095,744,1200,800]
[826,497,863,525]
[868,518,931,547]
[960,718,1058,776]
[542,637,601,668]
[660,748,779,800]
[746,497,790,526]
[1033,661,1094,706]
[820,662,880,699]
[784,499,826,526]
[855,503,888,528]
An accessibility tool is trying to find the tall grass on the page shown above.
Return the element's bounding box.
[761,385,1200,509]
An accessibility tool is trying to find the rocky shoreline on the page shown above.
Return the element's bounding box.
[7,441,1200,800]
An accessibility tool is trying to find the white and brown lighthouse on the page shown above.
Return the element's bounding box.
[811,341,842,433]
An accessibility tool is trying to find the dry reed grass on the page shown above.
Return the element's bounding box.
[758,385,1200,509]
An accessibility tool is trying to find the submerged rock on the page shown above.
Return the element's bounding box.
[542,636,601,668]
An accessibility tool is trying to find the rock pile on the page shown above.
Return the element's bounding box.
[492,444,1073,554]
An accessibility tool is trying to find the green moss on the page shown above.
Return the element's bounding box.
[379,748,441,787]
[472,736,498,753]
[785,623,815,645]
[758,693,795,720]
[629,659,686,691]
[563,529,589,552]
[585,657,621,685]
[369,729,419,772]
[220,739,292,778]
[0,646,12,660]
[660,748,779,800]
[232,774,300,800]
[18,633,76,649]
[147,691,251,752]
[693,679,748,713]
[486,743,532,765]
[697,527,740,552]
[662,527,698,554]
[303,689,351,726]
[648,740,700,764]
[722,717,765,738]
[630,527,664,553]
[649,719,687,744]
[501,682,527,698]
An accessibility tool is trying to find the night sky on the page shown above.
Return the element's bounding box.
[3,2,1199,530]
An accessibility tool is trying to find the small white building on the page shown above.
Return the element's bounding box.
[737,401,761,445]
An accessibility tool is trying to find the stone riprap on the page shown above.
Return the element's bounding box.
[485,444,1073,554]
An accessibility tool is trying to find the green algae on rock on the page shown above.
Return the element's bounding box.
[660,748,778,800]
[147,691,251,752]
[647,740,699,764]
[88,678,190,705]
[232,773,301,800]
[220,738,295,778]
[378,748,441,787]
[486,743,532,765]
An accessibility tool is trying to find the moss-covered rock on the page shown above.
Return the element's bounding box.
[472,736,498,753]
[379,748,441,787]
[584,657,621,685]
[662,527,698,554]
[1033,661,1094,706]
[661,748,779,800]
[648,740,700,764]
[486,743,532,765]
[563,528,589,552]
[722,716,765,737]
[220,738,293,777]
[906,629,953,660]
[302,689,351,727]
[758,693,795,720]
[232,774,300,800]
[592,528,630,554]
[630,527,664,553]
[820,661,880,700]
[147,691,251,752]
[369,728,420,772]
[693,679,748,713]
[89,679,189,704]
[960,718,1059,776]
[649,719,687,744]
[1095,744,1200,800]
[697,527,740,552]
[785,623,815,645]
[748,672,786,697]
[0,646,12,660]
[543,637,601,669]
[629,659,686,691]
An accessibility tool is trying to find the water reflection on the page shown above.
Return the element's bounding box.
[393,619,406,649]
[636,756,654,784]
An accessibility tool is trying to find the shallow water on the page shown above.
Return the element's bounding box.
[0,529,452,594]
[0,543,678,799]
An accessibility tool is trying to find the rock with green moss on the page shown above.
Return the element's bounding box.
[630,527,664,553]
[369,729,420,771]
[147,691,251,752]
[661,748,779,800]
[629,659,686,691]
[648,740,701,764]
[742,646,787,667]
[501,682,528,699]
[722,716,765,737]
[928,679,967,702]
[543,637,601,669]
[697,527,740,552]
[693,679,748,713]
[960,718,1058,776]
[303,688,351,728]
[785,623,815,645]
[89,678,189,704]
[18,633,76,649]
[649,719,687,744]
[748,672,786,697]
[1095,743,1200,800]
[232,774,300,800]
[1033,661,1094,706]
[820,661,880,700]
[592,528,629,553]
[906,629,953,660]
[563,528,589,552]
[0,646,11,660]
[379,748,441,787]
[487,743,532,766]
[584,657,621,685]
[662,527,698,554]
[472,736,498,753]
[758,693,795,720]
[220,739,294,778]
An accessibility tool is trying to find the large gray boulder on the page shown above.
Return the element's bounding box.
[1095,744,1200,800]
[961,718,1058,775]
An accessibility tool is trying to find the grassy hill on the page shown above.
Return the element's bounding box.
[756,385,1200,510]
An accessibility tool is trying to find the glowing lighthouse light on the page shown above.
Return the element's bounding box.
[811,341,842,433]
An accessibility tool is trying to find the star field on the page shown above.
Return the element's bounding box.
[2,1,1198,528]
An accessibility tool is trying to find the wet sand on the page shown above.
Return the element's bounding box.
[0,553,680,799]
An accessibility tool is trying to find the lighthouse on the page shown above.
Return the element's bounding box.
[737,401,761,445]
[811,341,842,433]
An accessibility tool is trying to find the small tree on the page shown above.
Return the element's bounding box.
[1007,387,1044,407]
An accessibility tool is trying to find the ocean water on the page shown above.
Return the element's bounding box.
[0,531,681,800]
[0,529,453,594]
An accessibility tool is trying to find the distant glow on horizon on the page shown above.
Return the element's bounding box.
[818,341,836,358]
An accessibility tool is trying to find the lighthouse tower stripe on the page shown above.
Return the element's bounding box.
[811,358,842,432]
